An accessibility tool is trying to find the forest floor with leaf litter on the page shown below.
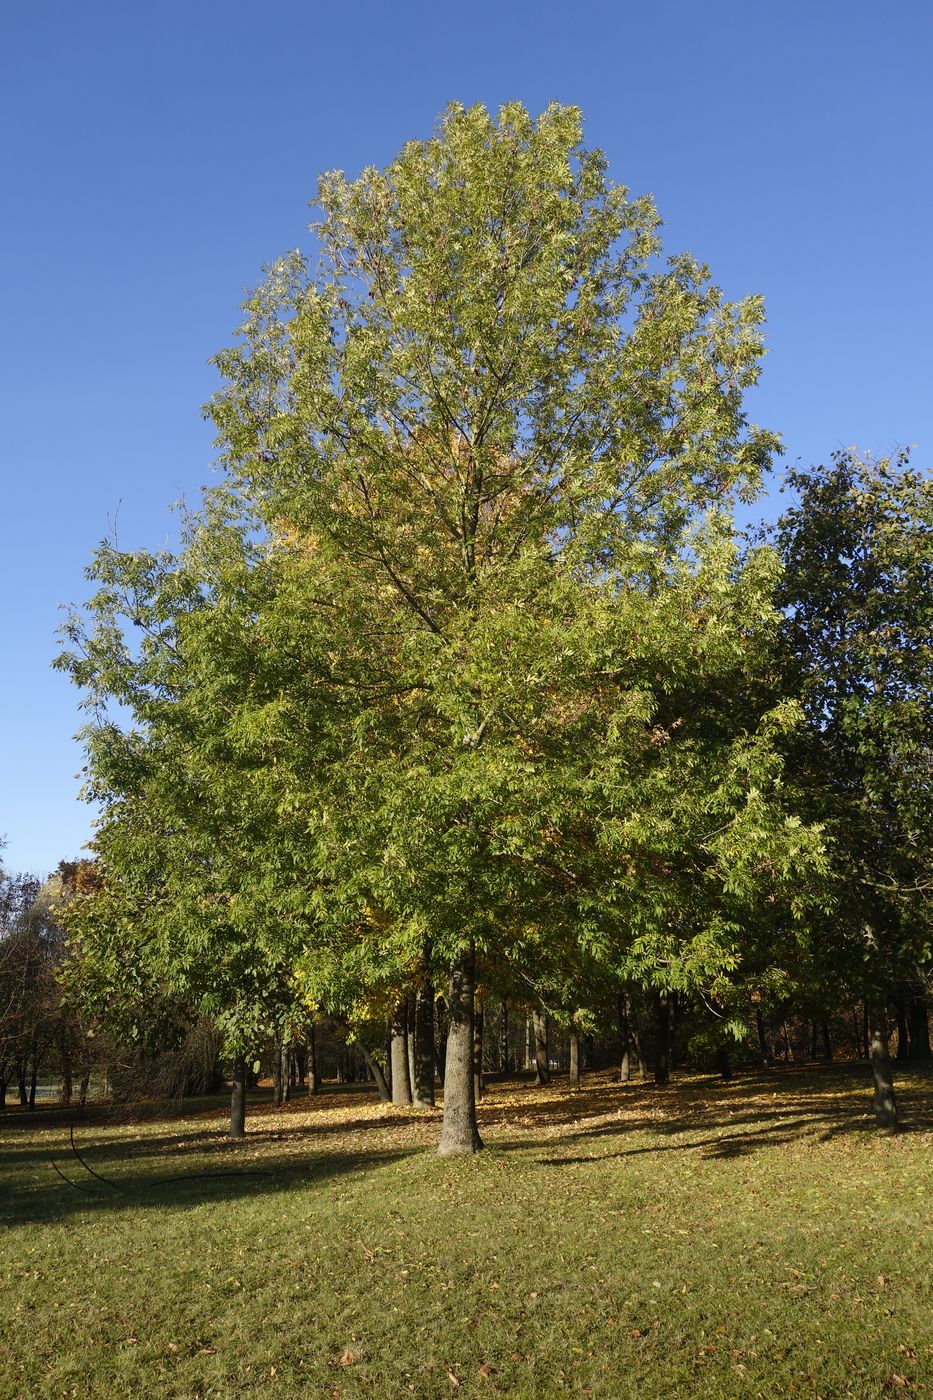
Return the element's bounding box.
[2,1064,932,1399]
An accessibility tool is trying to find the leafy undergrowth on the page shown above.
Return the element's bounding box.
[1,1065,931,1398]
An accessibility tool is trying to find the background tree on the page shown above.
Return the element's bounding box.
[775,450,933,1125]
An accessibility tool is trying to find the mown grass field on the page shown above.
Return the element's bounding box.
[2,1064,931,1399]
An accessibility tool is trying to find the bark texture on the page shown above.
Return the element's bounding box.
[532,1008,550,1086]
[473,1000,484,1102]
[229,1055,247,1138]
[908,996,931,1060]
[870,1021,898,1129]
[438,945,484,1155]
[359,1044,391,1102]
[411,981,436,1107]
[306,1023,319,1095]
[390,1002,413,1106]
[654,993,671,1085]
[755,1004,772,1064]
[618,992,631,1082]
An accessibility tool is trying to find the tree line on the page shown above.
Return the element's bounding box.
[8,102,927,1149]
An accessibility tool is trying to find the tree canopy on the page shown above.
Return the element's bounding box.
[58,103,932,1148]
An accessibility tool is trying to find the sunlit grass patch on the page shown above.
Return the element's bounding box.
[2,1065,931,1398]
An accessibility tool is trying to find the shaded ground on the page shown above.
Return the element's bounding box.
[1,1063,931,1398]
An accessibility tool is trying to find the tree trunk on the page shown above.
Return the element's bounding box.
[618,992,632,1082]
[78,1070,90,1107]
[821,1020,833,1060]
[17,1059,27,1107]
[438,944,483,1156]
[569,1026,581,1085]
[895,998,909,1061]
[755,1004,771,1064]
[229,1054,247,1138]
[500,1001,510,1075]
[282,1043,293,1102]
[869,1018,898,1130]
[59,1023,73,1107]
[907,996,931,1060]
[532,1008,550,1086]
[406,994,418,1096]
[272,1037,284,1107]
[358,1044,391,1102]
[861,1001,870,1059]
[655,993,671,1085]
[717,1046,733,1081]
[306,1022,319,1095]
[28,1042,38,1108]
[390,1002,413,1106]
[412,981,436,1108]
[630,1011,648,1081]
[473,998,484,1102]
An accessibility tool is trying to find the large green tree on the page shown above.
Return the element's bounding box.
[62,102,822,1153]
[776,450,933,1125]
[204,102,820,1150]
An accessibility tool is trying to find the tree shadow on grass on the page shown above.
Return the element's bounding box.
[522,1062,933,1164]
[5,1111,436,1173]
[535,1113,850,1165]
[0,1138,419,1230]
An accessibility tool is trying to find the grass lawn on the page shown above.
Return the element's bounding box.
[1,1064,931,1399]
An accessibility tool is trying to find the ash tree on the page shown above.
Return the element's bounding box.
[203,101,820,1151]
[61,103,824,1153]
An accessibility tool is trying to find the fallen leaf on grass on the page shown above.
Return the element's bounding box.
[339,1351,354,1366]
[478,1363,496,1376]
[448,1370,461,1386]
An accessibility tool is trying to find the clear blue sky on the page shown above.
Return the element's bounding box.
[2,1,931,876]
